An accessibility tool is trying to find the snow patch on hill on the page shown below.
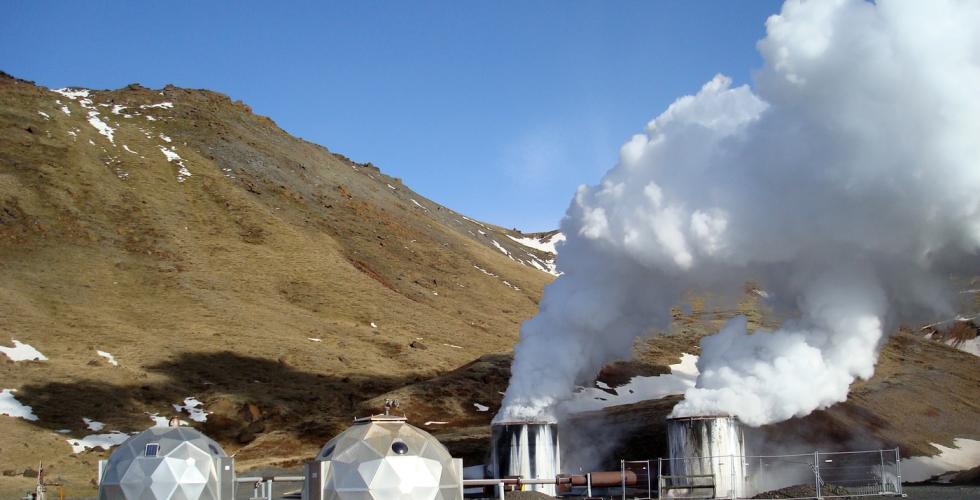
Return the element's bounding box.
[562,353,699,414]
[0,339,47,361]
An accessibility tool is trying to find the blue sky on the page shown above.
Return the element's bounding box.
[2,1,782,231]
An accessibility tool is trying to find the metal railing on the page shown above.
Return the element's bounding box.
[620,448,903,499]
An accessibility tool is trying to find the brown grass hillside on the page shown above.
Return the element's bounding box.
[0,72,555,496]
[1,72,978,497]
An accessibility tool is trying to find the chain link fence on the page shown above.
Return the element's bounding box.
[620,448,903,499]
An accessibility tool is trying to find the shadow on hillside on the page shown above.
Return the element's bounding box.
[16,350,415,445]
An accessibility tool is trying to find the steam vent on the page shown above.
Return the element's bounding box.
[490,420,561,496]
[305,415,464,500]
[666,415,746,498]
[96,426,235,500]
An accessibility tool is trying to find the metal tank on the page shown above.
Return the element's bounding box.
[304,414,463,500]
[666,415,746,499]
[97,425,235,500]
[490,420,561,496]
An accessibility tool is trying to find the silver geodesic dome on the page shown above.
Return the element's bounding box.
[98,426,235,500]
[304,415,463,500]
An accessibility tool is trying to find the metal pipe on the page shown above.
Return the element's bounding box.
[586,473,592,498]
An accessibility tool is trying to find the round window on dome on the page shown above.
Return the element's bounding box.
[391,441,409,455]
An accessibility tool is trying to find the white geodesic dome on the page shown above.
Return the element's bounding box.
[306,415,463,500]
[98,426,233,500]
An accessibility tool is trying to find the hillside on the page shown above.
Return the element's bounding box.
[0,72,558,496]
[1,72,978,498]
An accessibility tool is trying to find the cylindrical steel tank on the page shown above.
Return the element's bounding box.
[490,421,560,496]
[666,415,745,499]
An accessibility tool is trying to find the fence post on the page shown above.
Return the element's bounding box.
[814,451,822,500]
[657,457,663,500]
[497,481,505,500]
[587,472,592,498]
[879,449,886,493]
[894,447,903,495]
[266,478,273,500]
[621,459,626,500]
[647,460,652,500]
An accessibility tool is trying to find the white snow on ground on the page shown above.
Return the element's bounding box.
[173,397,209,422]
[146,115,157,121]
[83,417,105,431]
[159,133,172,143]
[506,232,565,254]
[460,215,487,229]
[954,337,980,356]
[0,389,38,421]
[140,102,173,109]
[387,184,396,190]
[410,199,428,210]
[473,265,497,277]
[562,353,700,414]
[308,337,322,342]
[66,128,78,139]
[37,111,50,119]
[110,104,128,115]
[97,350,119,366]
[370,322,378,329]
[928,335,980,357]
[501,280,521,291]
[67,432,129,453]
[424,421,449,426]
[491,240,509,255]
[0,339,47,361]
[122,145,138,155]
[54,91,118,144]
[52,88,90,100]
[159,146,192,182]
[473,403,489,412]
[902,438,980,482]
[86,112,115,144]
[148,413,169,427]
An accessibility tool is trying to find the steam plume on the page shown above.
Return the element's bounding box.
[498,0,980,426]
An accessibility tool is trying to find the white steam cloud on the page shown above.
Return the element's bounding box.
[498,0,980,427]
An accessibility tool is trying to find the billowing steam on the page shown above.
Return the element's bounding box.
[498,0,980,427]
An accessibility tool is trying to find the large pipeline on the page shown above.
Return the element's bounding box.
[463,470,638,488]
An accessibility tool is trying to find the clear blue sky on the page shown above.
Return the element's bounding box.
[2,1,782,231]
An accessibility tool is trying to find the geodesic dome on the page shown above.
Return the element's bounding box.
[98,426,234,500]
[305,415,463,500]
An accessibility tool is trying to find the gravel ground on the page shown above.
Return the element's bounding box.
[902,484,980,499]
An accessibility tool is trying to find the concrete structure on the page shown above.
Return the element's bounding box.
[97,426,234,500]
[666,415,746,498]
[490,421,560,496]
[304,415,463,500]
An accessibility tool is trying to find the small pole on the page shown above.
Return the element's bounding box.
[621,459,626,500]
[894,447,903,495]
[879,449,886,493]
[657,457,663,500]
[266,478,273,500]
[497,481,505,500]
[647,460,652,499]
[814,451,822,500]
[587,472,592,498]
